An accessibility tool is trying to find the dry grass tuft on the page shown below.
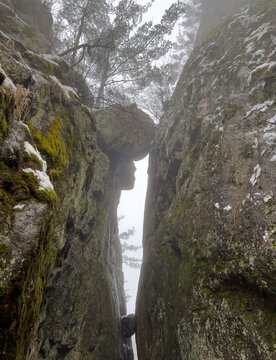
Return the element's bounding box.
[13,85,30,121]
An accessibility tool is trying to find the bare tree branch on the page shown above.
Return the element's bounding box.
[58,41,114,58]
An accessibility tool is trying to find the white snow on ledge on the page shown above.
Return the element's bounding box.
[50,75,79,100]
[24,141,47,172]
[13,204,26,210]
[264,194,272,203]
[224,205,232,211]
[23,135,53,191]
[263,114,276,146]
[23,168,54,191]
[40,53,60,66]
[246,99,274,117]
[0,64,16,93]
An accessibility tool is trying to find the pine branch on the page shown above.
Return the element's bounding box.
[58,41,114,58]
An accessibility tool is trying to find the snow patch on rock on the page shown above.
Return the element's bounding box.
[246,100,274,117]
[264,194,272,203]
[23,168,54,191]
[50,76,79,100]
[0,64,16,93]
[224,205,232,211]
[250,164,261,186]
[24,141,47,172]
[13,204,26,210]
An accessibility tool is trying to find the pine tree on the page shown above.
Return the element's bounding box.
[53,0,186,108]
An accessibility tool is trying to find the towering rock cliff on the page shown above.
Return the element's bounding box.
[195,0,251,45]
[0,1,154,359]
[136,0,276,359]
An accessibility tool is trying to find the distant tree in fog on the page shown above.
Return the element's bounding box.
[119,226,142,269]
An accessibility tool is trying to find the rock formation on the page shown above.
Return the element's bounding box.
[136,0,276,359]
[0,1,154,359]
[195,0,251,45]
[95,103,155,162]
[1,0,276,359]
[121,314,137,338]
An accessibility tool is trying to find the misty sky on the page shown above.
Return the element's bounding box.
[118,0,179,313]
[118,1,181,358]
[118,0,177,314]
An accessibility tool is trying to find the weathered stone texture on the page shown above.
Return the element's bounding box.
[95,103,155,162]
[0,1,153,359]
[136,1,276,359]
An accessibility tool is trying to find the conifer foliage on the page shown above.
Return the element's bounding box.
[51,0,187,109]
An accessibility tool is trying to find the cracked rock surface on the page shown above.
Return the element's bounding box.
[136,1,276,359]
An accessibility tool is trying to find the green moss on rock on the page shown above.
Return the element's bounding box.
[0,161,9,171]
[215,258,226,272]
[0,114,8,142]
[23,52,55,76]
[23,52,66,82]
[2,214,57,360]
[0,90,12,144]
[0,188,12,213]
[23,152,43,170]
[201,287,213,298]
[0,167,57,208]
[35,189,57,206]
[28,115,68,170]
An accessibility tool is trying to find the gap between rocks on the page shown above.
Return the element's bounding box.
[118,156,149,360]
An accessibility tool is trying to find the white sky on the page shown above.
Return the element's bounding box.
[117,1,178,358]
[118,157,148,313]
[118,0,177,311]
[118,157,148,360]
[140,0,176,22]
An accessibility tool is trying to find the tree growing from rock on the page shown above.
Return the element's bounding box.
[53,0,186,108]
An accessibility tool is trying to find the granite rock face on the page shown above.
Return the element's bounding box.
[136,1,276,359]
[0,2,153,359]
[95,103,155,162]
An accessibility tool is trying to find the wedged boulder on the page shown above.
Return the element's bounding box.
[95,103,155,162]
[121,314,137,338]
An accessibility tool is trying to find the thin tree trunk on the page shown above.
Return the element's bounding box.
[95,71,108,108]
[70,0,89,66]
[58,41,111,58]
[94,54,110,108]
